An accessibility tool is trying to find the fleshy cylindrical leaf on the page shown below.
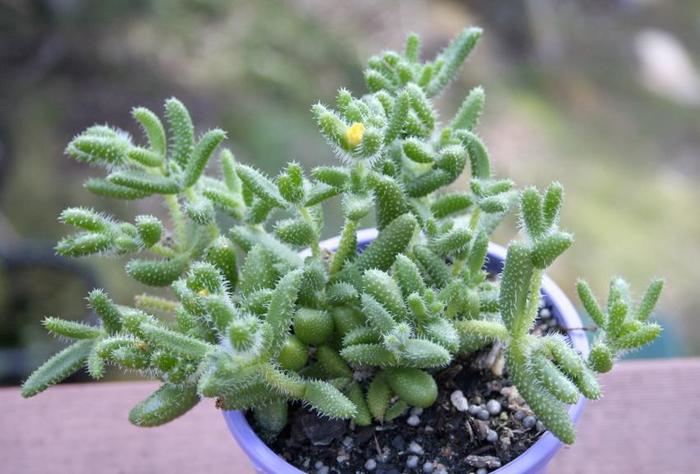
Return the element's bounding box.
[59,208,110,232]
[361,294,397,335]
[275,218,316,247]
[431,193,472,219]
[129,383,199,427]
[88,289,122,333]
[363,270,407,319]
[402,138,435,164]
[253,399,288,439]
[21,339,93,397]
[499,243,534,334]
[392,254,426,298]
[265,270,304,358]
[126,257,188,287]
[588,343,614,373]
[66,134,129,166]
[450,86,485,131]
[302,380,356,419]
[345,381,372,426]
[367,372,392,421]
[399,339,452,368]
[385,368,438,408]
[576,280,606,327]
[56,233,112,257]
[84,178,151,200]
[425,27,482,97]
[293,308,334,346]
[384,90,410,144]
[351,213,417,273]
[235,164,286,207]
[135,215,163,247]
[414,245,450,289]
[532,354,580,404]
[205,237,238,290]
[140,322,211,359]
[531,232,574,269]
[184,129,226,187]
[636,279,664,322]
[164,98,195,169]
[43,317,102,340]
[278,335,308,372]
[316,345,352,378]
[132,106,166,157]
[371,174,409,231]
[108,170,180,195]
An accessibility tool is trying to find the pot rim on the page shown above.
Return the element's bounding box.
[223,228,590,474]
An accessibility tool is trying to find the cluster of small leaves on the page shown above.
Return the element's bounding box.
[23,28,663,446]
[577,278,663,373]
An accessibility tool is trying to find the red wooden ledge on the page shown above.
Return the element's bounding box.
[2,358,697,473]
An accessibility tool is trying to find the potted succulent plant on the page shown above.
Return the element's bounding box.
[22,27,663,474]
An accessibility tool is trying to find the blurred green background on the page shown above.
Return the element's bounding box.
[1,0,698,384]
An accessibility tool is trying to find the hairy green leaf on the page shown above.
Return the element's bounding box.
[129,383,199,427]
[22,340,93,397]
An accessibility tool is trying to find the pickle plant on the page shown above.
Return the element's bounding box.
[22,27,663,445]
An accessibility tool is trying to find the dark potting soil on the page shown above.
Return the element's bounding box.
[254,305,571,474]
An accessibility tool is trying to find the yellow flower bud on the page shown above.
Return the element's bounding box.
[346,122,365,147]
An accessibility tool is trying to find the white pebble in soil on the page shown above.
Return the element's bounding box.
[486,429,498,443]
[450,390,469,412]
[514,410,526,421]
[476,409,490,420]
[486,399,502,415]
[409,441,425,455]
[406,455,420,469]
[314,460,324,469]
[316,466,329,474]
[410,406,424,417]
[364,458,377,471]
[523,415,537,429]
[468,404,481,416]
[423,461,434,473]
[477,468,489,474]
[407,414,421,426]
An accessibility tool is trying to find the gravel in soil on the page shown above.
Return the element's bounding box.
[257,305,571,474]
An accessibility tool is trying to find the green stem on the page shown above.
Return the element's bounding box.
[262,364,306,398]
[451,258,464,276]
[207,221,220,240]
[518,268,544,337]
[164,194,186,251]
[468,208,481,232]
[184,188,197,201]
[134,293,180,314]
[151,243,178,258]
[299,207,321,258]
[507,336,528,368]
[451,208,480,276]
